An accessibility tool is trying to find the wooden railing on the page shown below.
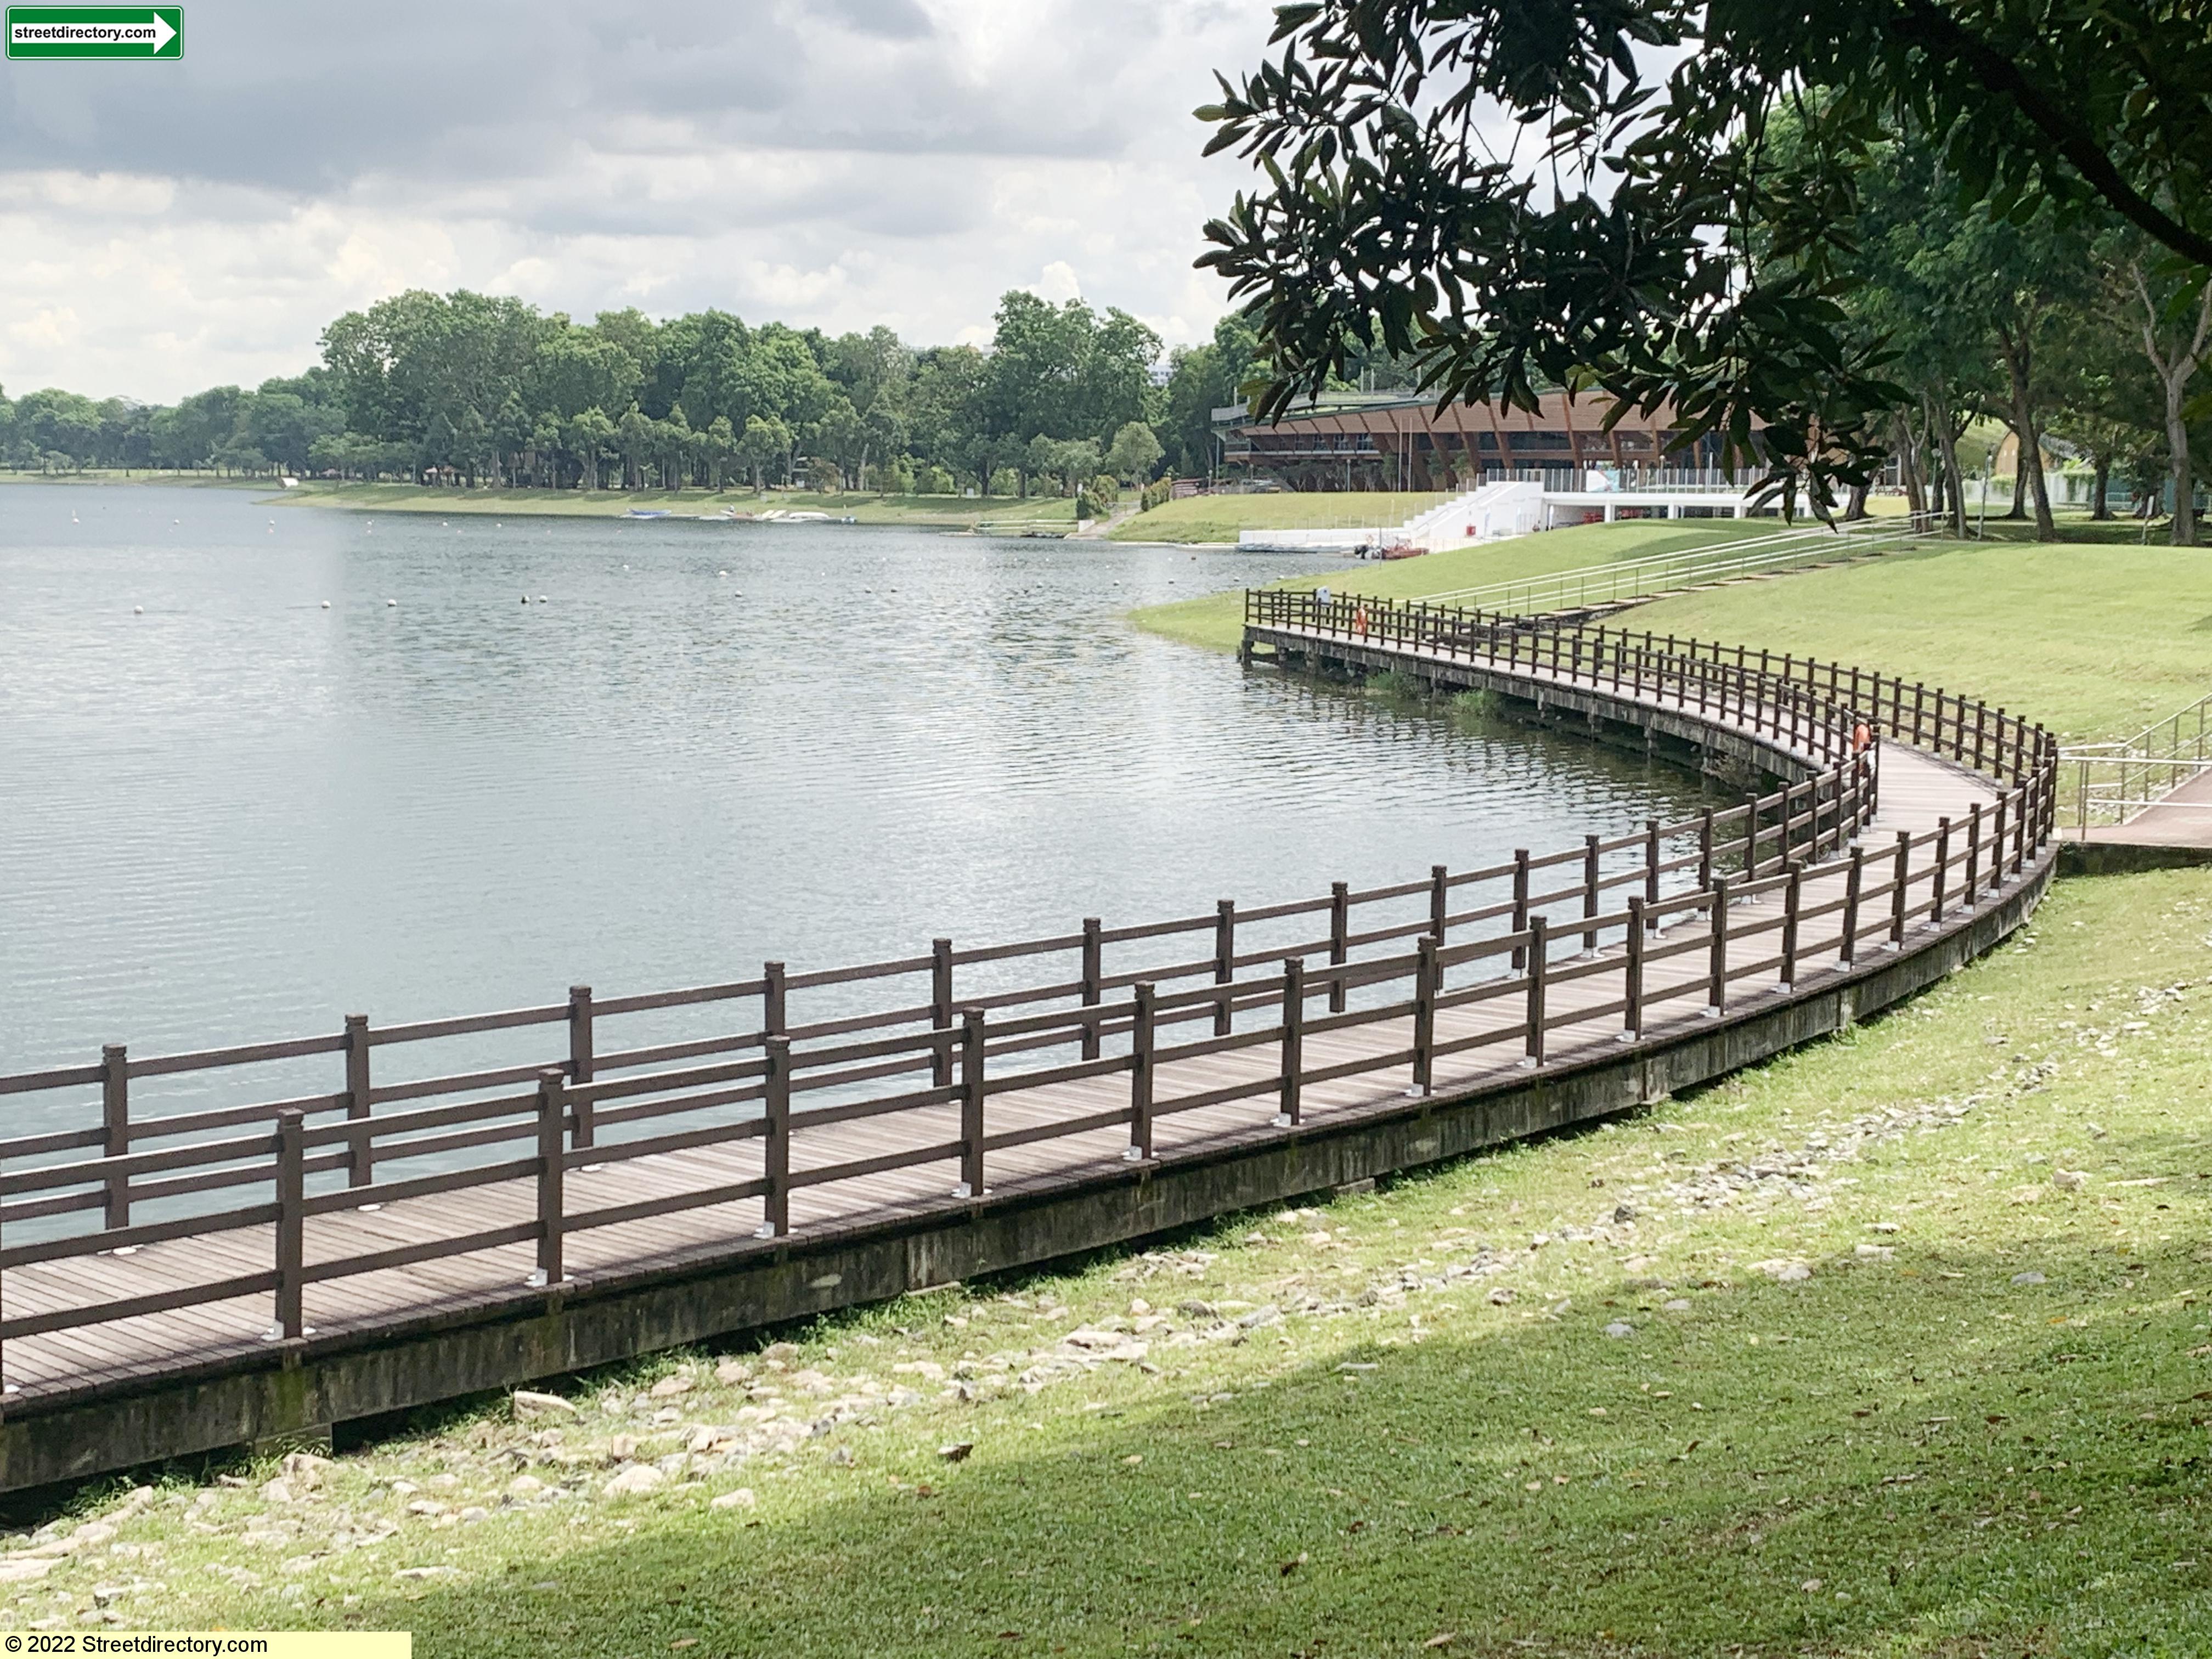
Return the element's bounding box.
[0,599,2057,1364]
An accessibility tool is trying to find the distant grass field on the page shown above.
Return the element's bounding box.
[274,483,1076,526]
[0,470,258,489]
[1110,490,1463,545]
[1130,519,1769,652]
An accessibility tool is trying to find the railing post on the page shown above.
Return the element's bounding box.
[1214,900,1236,1036]
[1520,919,1547,1069]
[1931,817,1951,924]
[1581,834,1601,955]
[1644,819,1662,926]
[1127,983,1155,1161]
[101,1043,129,1230]
[1781,861,1803,987]
[1510,849,1531,969]
[1329,882,1350,1013]
[1964,804,1982,904]
[1622,896,1645,1040]
[1742,792,1761,878]
[1989,795,2007,894]
[932,938,955,1088]
[1705,878,1730,1017]
[1697,809,1715,891]
[2012,777,2029,873]
[956,1008,986,1198]
[1840,847,1865,966]
[1080,917,1103,1062]
[1277,958,1305,1127]
[763,960,787,1038]
[1889,830,1912,947]
[1414,936,1439,1093]
[749,1034,792,1239]
[533,1069,566,1287]
[343,1013,374,1184]
[565,986,594,1152]
[1430,864,1449,945]
[273,1108,305,1341]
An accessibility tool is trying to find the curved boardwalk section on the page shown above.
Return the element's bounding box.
[0,593,2057,1490]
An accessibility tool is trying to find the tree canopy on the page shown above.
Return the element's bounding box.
[1196,0,2212,507]
[2,290,1180,502]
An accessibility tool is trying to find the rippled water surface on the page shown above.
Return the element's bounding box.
[2,484,1709,1079]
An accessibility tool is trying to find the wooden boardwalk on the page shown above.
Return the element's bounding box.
[0,599,2051,1455]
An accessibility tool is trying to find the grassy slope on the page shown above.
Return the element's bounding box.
[1628,540,2212,745]
[1132,520,1768,652]
[274,484,1076,526]
[29,872,2211,1656]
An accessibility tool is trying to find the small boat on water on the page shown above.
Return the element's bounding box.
[624,508,672,519]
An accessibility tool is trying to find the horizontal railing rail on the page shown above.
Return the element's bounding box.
[0,593,2056,1373]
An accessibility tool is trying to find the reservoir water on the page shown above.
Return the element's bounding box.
[1,484,1707,1110]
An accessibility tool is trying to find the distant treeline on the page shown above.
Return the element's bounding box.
[0,291,1266,500]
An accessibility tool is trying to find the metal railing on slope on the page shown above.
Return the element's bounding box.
[1403,517,1934,617]
[2059,688,2212,832]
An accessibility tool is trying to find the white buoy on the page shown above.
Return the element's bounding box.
[320,600,331,610]
[718,570,728,577]
[521,595,529,605]
[386,599,397,607]
[537,595,548,602]
[132,605,143,615]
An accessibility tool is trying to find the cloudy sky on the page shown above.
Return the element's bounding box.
[0,0,1279,402]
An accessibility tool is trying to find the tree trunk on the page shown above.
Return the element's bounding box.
[2090,453,2112,520]
[1994,317,2057,539]
[1894,412,1927,520]
[2125,264,2212,547]
[2165,371,2199,546]
[1928,390,1969,537]
[1843,482,1870,521]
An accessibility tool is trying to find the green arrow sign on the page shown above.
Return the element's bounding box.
[7,5,181,58]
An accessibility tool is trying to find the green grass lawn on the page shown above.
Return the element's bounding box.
[274,484,1075,526]
[1132,519,1771,651]
[25,870,2210,1657]
[1628,540,2212,745]
[1110,490,1465,545]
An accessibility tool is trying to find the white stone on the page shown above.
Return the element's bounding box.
[603,1464,666,1497]
[512,1390,578,1419]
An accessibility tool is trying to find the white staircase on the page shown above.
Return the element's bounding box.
[1396,481,1544,550]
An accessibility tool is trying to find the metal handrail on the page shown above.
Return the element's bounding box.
[1411,518,1932,617]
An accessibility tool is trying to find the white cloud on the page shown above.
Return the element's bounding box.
[0,0,1277,401]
